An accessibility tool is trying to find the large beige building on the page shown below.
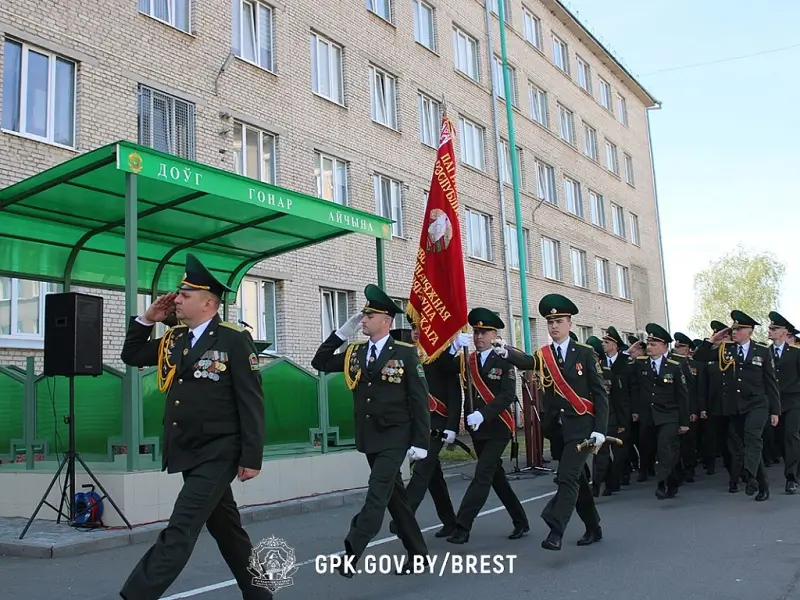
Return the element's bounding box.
[0,0,666,370]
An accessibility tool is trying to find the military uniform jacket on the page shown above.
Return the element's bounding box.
[312,333,430,455]
[601,354,632,430]
[630,356,690,428]
[505,341,609,443]
[669,352,701,415]
[425,350,463,433]
[773,343,800,412]
[694,340,780,416]
[463,351,517,441]
[120,315,266,474]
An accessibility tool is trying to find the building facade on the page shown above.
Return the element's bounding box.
[0,0,666,371]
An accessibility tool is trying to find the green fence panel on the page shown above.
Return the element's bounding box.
[35,368,123,460]
[262,358,319,446]
[140,368,164,444]
[325,373,355,444]
[0,368,25,460]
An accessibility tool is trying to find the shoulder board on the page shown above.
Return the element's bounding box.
[754,341,768,348]
[667,359,679,365]
[394,341,415,347]
[791,344,800,349]
[349,341,366,346]
[636,356,648,360]
[576,342,592,349]
[218,322,245,332]
[171,324,187,329]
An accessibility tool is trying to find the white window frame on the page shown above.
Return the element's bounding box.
[232,0,275,71]
[499,140,523,186]
[504,222,529,270]
[577,325,593,342]
[459,117,485,170]
[589,190,605,228]
[0,278,62,348]
[489,0,511,22]
[138,85,197,160]
[576,56,592,93]
[605,140,619,175]
[492,55,518,105]
[536,160,557,204]
[369,65,398,129]
[522,9,542,49]
[611,203,626,238]
[583,122,598,160]
[617,94,629,125]
[311,33,344,104]
[552,34,569,74]
[453,27,479,81]
[596,258,611,294]
[237,277,279,353]
[629,213,640,246]
[1,39,77,148]
[391,298,409,329]
[233,121,276,183]
[599,77,613,111]
[374,174,404,237]
[315,151,349,205]
[418,92,441,147]
[321,289,350,343]
[466,208,492,261]
[528,82,548,127]
[564,176,583,217]
[557,103,575,145]
[624,153,635,185]
[570,247,588,288]
[366,0,392,22]
[541,237,561,280]
[138,0,190,32]
[412,0,436,51]
[617,265,631,300]
[137,294,168,339]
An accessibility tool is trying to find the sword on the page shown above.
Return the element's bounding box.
[576,436,623,454]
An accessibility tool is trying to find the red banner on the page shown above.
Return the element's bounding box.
[407,113,468,363]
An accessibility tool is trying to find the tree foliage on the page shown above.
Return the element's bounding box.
[688,245,786,343]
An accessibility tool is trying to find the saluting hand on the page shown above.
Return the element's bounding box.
[238,467,260,482]
[144,293,178,323]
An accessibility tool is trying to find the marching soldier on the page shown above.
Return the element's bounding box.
[446,308,529,544]
[311,285,430,575]
[671,332,700,482]
[493,294,608,551]
[390,316,468,538]
[119,254,270,600]
[767,311,800,493]
[630,324,690,499]
[695,310,780,501]
[697,321,731,479]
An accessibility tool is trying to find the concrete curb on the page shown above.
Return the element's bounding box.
[0,470,473,559]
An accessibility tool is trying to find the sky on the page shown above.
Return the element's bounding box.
[562,0,800,337]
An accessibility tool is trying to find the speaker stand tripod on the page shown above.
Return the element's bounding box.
[19,376,132,539]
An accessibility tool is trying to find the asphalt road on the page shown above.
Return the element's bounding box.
[1,462,800,600]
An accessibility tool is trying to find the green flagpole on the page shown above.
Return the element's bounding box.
[496,1,532,354]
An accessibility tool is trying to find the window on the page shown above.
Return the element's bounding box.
[605,140,619,174]
[536,160,557,204]
[391,298,409,329]
[504,222,530,270]
[374,174,403,237]
[576,56,591,93]
[321,289,349,342]
[459,117,485,170]
[596,258,611,294]
[629,213,640,246]
[583,122,598,160]
[366,0,391,22]
[489,0,511,22]
[528,82,548,127]
[311,33,344,104]
[611,203,626,238]
[557,104,575,145]
[232,0,274,71]
[137,294,168,338]
[453,28,479,81]
[138,85,196,159]
[413,0,436,51]
[522,9,542,48]
[138,0,190,32]
[315,151,348,205]
[564,177,583,217]
[541,237,561,280]
[233,122,276,183]
[577,326,593,342]
[599,77,612,111]
[492,56,518,105]
[513,316,537,347]
[617,265,631,300]
[589,190,605,228]
[624,153,635,185]
[617,94,628,125]
[466,208,492,261]
[570,247,588,288]
[238,278,279,352]
[499,140,523,185]
[0,278,61,346]
[369,66,398,129]
[418,92,441,147]
[552,34,569,74]
[2,39,76,147]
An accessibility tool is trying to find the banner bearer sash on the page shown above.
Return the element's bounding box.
[539,344,594,416]
[428,393,448,417]
[468,353,515,433]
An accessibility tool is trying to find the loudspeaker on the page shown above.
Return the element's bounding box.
[43,292,104,377]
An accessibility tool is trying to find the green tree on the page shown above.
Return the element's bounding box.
[688,245,786,343]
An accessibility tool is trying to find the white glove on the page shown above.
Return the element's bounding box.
[466,411,484,431]
[407,446,428,461]
[589,432,606,448]
[441,429,456,444]
[335,312,363,340]
[492,337,508,358]
[450,332,472,353]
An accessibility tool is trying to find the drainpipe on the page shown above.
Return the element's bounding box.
[645,103,669,331]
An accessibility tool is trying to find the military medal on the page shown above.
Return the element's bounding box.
[576,362,583,376]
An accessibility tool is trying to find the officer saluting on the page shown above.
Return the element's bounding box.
[493,294,608,551]
[119,253,269,600]
[311,285,430,576]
